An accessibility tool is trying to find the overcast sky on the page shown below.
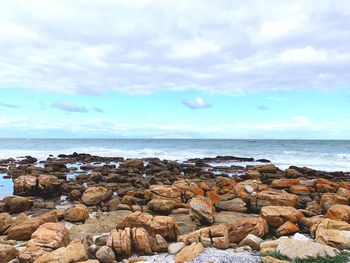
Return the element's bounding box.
[0,0,349,138]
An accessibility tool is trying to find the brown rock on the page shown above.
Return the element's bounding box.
[285,168,303,178]
[320,193,348,211]
[107,198,120,211]
[271,179,295,189]
[144,185,182,203]
[245,170,261,179]
[0,212,13,234]
[290,185,310,196]
[64,204,89,222]
[13,175,37,196]
[131,227,152,255]
[261,256,290,263]
[107,228,132,260]
[276,222,299,237]
[148,199,175,213]
[250,190,300,210]
[189,196,215,224]
[215,198,247,212]
[326,204,350,223]
[239,234,264,250]
[260,206,303,227]
[175,242,204,263]
[82,187,112,206]
[0,244,19,263]
[6,196,31,213]
[27,222,70,251]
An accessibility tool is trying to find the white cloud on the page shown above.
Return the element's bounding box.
[0,0,350,95]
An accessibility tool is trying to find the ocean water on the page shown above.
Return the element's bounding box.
[0,139,349,171]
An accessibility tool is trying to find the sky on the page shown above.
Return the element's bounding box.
[0,0,349,139]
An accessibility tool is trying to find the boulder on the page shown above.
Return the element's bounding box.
[7,196,31,213]
[215,198,247,212]
[250,190,300,210]
[276,237,339,259]
[150,234,168,252]
[144,185,182,202]
[260,206,303,227]
[0,244,19,263]
[148,199,175,213]
[245,170,261,179]
[189,196,215,224]
[271,179,295,189]
[107,198,120,211]
[96,246,115,263]
[320,193,348,211]
[8,211,58,240]
[253,164,278,173]
[174,242,204,263]
[132,227,152,255]
[168,242,186,255]
[326,204,350,223]
[13,175,37,196]
[37,174,62,197]
[289,185,310,196]
[225,217,269,243]
[117,212,179,240]
[82,187,112,206]
[64,204,89,222]
[27,223,70,251]
[0,212,13,234]
[120,158,144,169]
[107,228,132,260]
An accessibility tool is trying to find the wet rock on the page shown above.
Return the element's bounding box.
[260,206,304,227]
[189,196,215,224]
[64,204,89,222]
[82,187,112,206]
[215,198,247,212]
[0,244,19,263]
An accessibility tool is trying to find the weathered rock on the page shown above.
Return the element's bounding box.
[276,222,299,237]
[320,193,348,211]
[250,190,300,210]
[144,185,182,202]
[107,198,120,211]
[120,158,144,169]
[189,196,215,224]
[326,204,350,223]
[64,204,89,222]
[260,206,303,227]
[245,170,261,179]
[225,217,269,243]
[148,199,175,213]
[8,211,58,240]
[7,196,31,213]
[260,239,281,255]
[168,242,186,255]
[117,212,179,240]
[107,228,132,260]
[27,223,70,251]
[276,237,339,259]
[34,238,87,263]
[0,244,19,263]
[96,246,115,263]
[82,187,112,206]
[261,256,290,263]
[234,180,261,202]
[13,175,37,196]
[239,234,264,250]
[253,164,278,173]
[131,227,152,255]
[0,212,13,233]
[150,234,168,252]
[290,185,311,196]
[271,179,295,189]
[37,175,62,197]
[285,168,303,178]
[174,242,204,263]
[215,198,247,212]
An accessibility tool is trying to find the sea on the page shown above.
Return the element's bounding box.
[1,138,350,199]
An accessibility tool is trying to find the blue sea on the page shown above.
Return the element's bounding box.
[1,139,350,199]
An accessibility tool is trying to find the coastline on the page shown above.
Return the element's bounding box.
[0,153,350,262]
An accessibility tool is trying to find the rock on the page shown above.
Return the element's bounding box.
[245,170,261,179]
[107,228,132,260]
[168,242,186,255]
[260,206,303,227]
[0,212,13,233]
[150,234,168,252]
[234,180,261,202]
[132,227,152,255]
[261,256,290,263]
[34,238,87,263]
[290,185,310,195]
[250,190,300,210]
[96,246,115,263]
[239,234,264,250]
[225,217,269,243]
[144,185,182,203]
[276,222,299,237]
[37,175,62,197]
[69,189,82,201]
[320,193,348,210]
[107,198,120,211]
[8,211,58,240]
[148,199,175,213]
[13,175,37,196]
[254,164,278,173]
[276,237,339,259]
[174,242,204,263]
[326,204,350,223]
[271,179,295,188]
[285,168,303,178]
[189,196,215,224]
[27,222,70,250]
[117,212,179,240]
[120,158,144,169]
[260,239,281,254]
[0,244,19,263]
[311,219,350,249]
[215,198,247,212]
[7,196,31,213]
[82,187,112,206]
[64,204,89,222]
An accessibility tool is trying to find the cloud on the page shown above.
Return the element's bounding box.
[0,102,20,108]
[0,1,349,95]
[52,102,87,113]
[255,104,269,110]
[182,97,212,109]
[93,107,105,113]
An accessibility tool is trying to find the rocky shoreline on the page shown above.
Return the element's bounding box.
[0,153,350,263]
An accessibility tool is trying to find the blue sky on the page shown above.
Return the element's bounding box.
[0,0,350,139]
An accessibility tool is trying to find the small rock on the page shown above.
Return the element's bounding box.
[168,242,186,255]
[96,246,115,263]
[175,242,204,263]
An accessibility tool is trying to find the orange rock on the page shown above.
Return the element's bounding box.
[326,204,350,223]
[81,187,111,205]
[285,168,303,178]
[260,206,303,227]
[320,193,348,210]
[271,179,295,189]
[206,190,223,204]
[189,196,216,224]
[234,180,261,201]
[189,185,204,196]
[221,178,236,189]
[316,179,338,193]
[276,222,299,237]
[250,190,300,210]
[339,181,350,190]
[175,242,204,263]
[289,185,310,195]
[144,185,182,202]
[64,204,89,222]
[199,182,210,191]
[262,256,290,263]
